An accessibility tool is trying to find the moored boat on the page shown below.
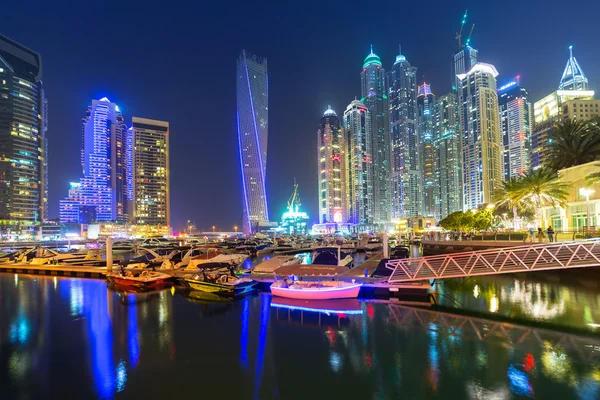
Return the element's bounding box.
[270,280,362,300]
[183,270,257,295]
[106,269,173,289]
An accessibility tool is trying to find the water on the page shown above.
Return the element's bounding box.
[2,271,600,399]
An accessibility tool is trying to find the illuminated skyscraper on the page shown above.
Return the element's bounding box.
[344,99,374,225]
[317,107,348,224]
[498,78,532,180]
[451,45,478,93]
[236,50,269,234]
[0,34,48,237]
[130,117,170,227]
[457,63,503,210]
[417,83,437,219]
[433,93,462,218]
[387,49,419,219]
[532,47,594,169]
[60,98,128,223]
[361,47,390,225]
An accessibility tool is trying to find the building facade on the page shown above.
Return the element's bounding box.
[343,99,374,225]
[457,63,503,210]
[361,47,390,225]
[236,50,269,234]
[417,82,437,219]
[498,79,532,180]
[387,51,419,220]
[451,45,478,92]
[0,34,48,237]
[61,98,129,224]
[317,107,348,224]
[433,93,462,219]
[130,117,170,227]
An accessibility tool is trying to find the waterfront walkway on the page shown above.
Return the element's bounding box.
[387,239,600,283]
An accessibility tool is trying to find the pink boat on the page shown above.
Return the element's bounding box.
[270,280,362,300]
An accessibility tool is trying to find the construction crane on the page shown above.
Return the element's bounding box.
[465,23,475,47]
[455,10,468,49]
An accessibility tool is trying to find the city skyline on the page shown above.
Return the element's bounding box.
[4,2,600,230]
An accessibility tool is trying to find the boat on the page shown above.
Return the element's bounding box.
[106,269,173,289]
[311,247,353,267]
[252,255,301,274]
[28,248,105,266]
[270,280,362,300]
[183,267,257,295]
[185,252,248,271]
[364,238,383,252]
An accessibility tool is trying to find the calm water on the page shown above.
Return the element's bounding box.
[3,270,600,399]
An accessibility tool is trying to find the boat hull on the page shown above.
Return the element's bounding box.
[271,284,361,300]
[185,279,257,295]
[106,275,172,289]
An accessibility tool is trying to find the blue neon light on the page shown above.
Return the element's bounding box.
[240,298,249,369]
[254,294,270,399]
[236,111,252,231]
[127,294,140,368]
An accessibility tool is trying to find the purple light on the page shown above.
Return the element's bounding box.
[236,111,251,232]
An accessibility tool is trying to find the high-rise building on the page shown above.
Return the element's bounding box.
[532,47,594,169]
[361,47,390,225]
[498,78,532,180]
[433,93,462,218]
[451,45,478,93]
[457,63,503,210]
[0,34,48,237]
[343,99,374,225]
[317,107,348,224]
[386,50,419,220]
[130,117,170,227]
[60,97,128,223]
[417,83,437,219]
[236,50,269,234]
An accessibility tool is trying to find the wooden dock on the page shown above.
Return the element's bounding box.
[0,263,107,279]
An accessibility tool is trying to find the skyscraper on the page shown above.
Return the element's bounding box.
[236,50,269,234]
[457,63,503,210]
[317,107,348,224]
[344,99,374,226]
[387,50,419,219]
[130,117,170,227]
[361,47,390,225]
[451,45,478,93]
[433,93,462,218]
[0,34,48,237]
[531,47,594,169]
[498,78,532,180]
[417,83,437,219]
[60,98,128,223]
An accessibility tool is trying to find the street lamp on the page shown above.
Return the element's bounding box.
[234,226,238,233]
[579,187,595,230]
[212,225,216,232]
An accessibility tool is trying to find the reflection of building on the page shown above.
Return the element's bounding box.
[532,47,594,169]
[280,183,309,235]
[60,98,129,223]
[236,50,270,234]
[130,117,170,228]
[498,78,532,180]
[0,34,48,237]
[344,99,374,225]
[387,50,419,220]
[541,162,600,231]
[457,63,502,210]
[417,83,437,219]
[317,106,348,224]
[433,93,462,219]
[361,47,390,224]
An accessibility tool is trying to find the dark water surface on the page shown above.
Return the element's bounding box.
[3,270,600,399]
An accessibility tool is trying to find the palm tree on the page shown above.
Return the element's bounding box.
[510,168,569,229]
[493,178,524,229]
[545,118,600,171]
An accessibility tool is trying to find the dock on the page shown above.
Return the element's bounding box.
[0,263,106,279]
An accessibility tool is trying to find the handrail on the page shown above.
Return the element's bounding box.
[387,238,600,282]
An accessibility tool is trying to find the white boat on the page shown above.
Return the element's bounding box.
[185,253,248,271]
[252,256,301,274]
[270,280,362,300]
[311,247,354,268]
[29,248,104,266]
[364,238,383,252]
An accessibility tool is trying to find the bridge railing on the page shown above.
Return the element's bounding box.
[423,231,600,243]
[387,238,600,283]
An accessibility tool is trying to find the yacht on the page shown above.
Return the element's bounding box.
[311,247,354,268]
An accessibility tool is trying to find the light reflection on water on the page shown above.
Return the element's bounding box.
[1,272,600,398]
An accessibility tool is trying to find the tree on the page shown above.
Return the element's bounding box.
[438,211,473,231]
[545,118,600,172]
[472,208,493,231]
[493,177,524,228]
[510,168,569,228]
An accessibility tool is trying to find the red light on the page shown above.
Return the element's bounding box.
[367,304,374,319]
[332,155,340,161]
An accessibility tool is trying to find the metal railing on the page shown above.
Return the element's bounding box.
[387,304,600,363]
[423,231,600,243]
[387,238,600,283]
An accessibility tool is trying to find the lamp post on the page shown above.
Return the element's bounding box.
[579,188,595,231]
[234,226,238,233]
[212,225,216,233]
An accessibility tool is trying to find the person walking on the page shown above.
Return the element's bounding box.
[537,227,543,243]
[529,227,535,243]
[547,226,554,242]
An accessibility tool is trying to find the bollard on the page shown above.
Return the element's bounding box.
[382,232,389,259]
[106,237,113,273]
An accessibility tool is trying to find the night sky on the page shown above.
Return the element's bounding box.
[5,0,600,231]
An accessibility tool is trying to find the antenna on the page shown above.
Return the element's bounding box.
[466,23,475,46]
[455,10,468,48]
[399,44,402,55]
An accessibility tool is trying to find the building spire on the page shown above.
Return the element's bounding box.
[558,45,589,91]
[370,44,374,55]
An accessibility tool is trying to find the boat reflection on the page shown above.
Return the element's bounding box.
[271,297,363,328]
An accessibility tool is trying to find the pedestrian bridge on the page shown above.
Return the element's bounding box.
[386,239,600,283]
